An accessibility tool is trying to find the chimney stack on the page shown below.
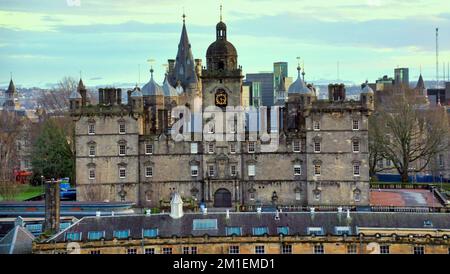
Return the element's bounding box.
[43,179,60,235]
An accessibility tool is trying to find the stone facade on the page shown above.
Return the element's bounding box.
[69,17,374,208]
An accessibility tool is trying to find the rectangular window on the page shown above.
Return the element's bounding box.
[294,165,302,175]
[145,166,153,178]
[191,143,198,154]
[314,165,321,176]
[127,248,137,254]
[89,169,96,180]
[229,245,240,254]
[277,226,289,235]
[230,143,236,154]
[347,244,357,254]
[191,165,199,177]
[145,144,153,155]
[248,141,256,153]
[193,219,218,230]
[353,140,360,153]
[439,154,444,168]
[183,246,190,254]
[230,165,237,176]
[119,168,126,179]
[226,227,242,236]
[380,245,390,254]
[353,165,360,176]
[313,121,320,131]
[314,244,324,254]
[113,230,129,239]
[162,247,172,254]
[255,245,265,254]
[413,246,424,255]
[119,124,126,134]
[87,231,104,241]
[293,140,301,152]
[352,120,359,130]
[252,227,268,236]
[248,164,256,177]
[144,248,155,254]
[143,228,158,238]
[208,165,215,177]
[190,246,198,254]
[386,159,391,166]
[119,144,126,156]
[314,142,321,153]
[88,124,95,135]
[208,143,214,154]
[89,145,96,157]
[66,232,81,241]
[282,244,292,254]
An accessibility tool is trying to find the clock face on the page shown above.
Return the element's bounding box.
[215,90,228,107]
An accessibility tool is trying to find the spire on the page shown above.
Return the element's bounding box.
[7,77,16,95]
[416,74,425,90]
[302,60,306,81]
[170,14,197,89]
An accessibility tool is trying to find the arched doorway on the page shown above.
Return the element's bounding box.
[214,188,232,207]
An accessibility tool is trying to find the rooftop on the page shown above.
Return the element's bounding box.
[47,211,450,243]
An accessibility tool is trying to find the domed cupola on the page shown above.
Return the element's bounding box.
[130,85,143,98]
[162,74,178,97]
[206,6,238,72]
[141,68,164,97]
[361,81,374,94]
[288,65,312,94]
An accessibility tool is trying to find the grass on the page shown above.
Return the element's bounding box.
[0,184,44,202]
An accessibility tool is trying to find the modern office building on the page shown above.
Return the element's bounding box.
[246,73,274,107]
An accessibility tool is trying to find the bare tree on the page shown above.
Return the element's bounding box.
[0,111,24,200]
[370,90,449,183]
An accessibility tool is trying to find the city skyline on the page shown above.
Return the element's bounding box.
[1,0,450,88]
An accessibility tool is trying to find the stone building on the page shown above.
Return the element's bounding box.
[33,199,450,254]
[69,15,374,209]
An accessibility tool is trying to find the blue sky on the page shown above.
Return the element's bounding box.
[1,0,449,88]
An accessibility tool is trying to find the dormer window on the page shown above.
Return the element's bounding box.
[119,123,126,134]
[352,120,360,130]
[313,121,320,131]
[88,124,95,135]
[293,140,301,152]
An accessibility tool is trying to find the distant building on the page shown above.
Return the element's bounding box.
[375,75,394,91]
[242,81,262,107]
[246,73,274,106]
[427,82,450,106]
[394,68,409,87]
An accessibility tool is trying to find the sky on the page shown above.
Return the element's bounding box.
[1,0,450,88]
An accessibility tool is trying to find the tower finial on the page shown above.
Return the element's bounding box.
[10,71,12,80]
[220,4,223,21]
[147,58,155,78]
[302,60,305,80]
[296,57,301,77]
[182,8,186,24]
[79,70,82,80]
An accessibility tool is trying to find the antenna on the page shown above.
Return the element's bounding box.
[436,27,439,88]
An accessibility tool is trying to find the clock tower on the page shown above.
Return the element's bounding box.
[201,10,243,110]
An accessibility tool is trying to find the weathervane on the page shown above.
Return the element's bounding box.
[147,58,155,75]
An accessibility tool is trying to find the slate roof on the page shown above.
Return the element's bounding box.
[0,225,35,254]
[47,212,450,243]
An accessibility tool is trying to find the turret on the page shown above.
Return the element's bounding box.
[328,83,346,102]
[360,81,374,111]
[69,88,82,111]
[77,78,88,106]
[130,85,144,113]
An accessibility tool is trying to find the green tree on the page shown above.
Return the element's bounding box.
[31,119,74,181]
